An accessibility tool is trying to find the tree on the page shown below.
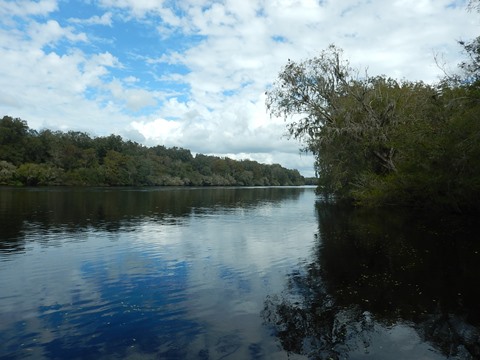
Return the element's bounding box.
[266,46,437,200]
[0,116,29,165]
[468,0,480,12]
[450,1,480,86]
[103,150,136,186]
[0,116,306,187]
[94,134,125,162]
[458,36,480,84]
[267,44,480,210]
[16,163,63,186]
[0,160,17,185]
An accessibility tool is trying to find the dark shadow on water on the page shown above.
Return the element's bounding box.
[263,201,480,359]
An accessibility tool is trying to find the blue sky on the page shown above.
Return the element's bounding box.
[0,0,478,176]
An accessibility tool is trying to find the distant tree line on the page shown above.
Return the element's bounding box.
[267,23,480,211]
[0,117,304,187]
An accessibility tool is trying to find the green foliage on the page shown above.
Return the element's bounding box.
[0,161,17,185]
[16,163,63,186]
[0,117,305,187]
[0,116,29,165]
[267,45,480,212]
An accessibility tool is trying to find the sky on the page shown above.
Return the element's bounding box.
[0,0,478,176]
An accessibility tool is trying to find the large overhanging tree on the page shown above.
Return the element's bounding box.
[457,1,480,84]
[265,45,440,204]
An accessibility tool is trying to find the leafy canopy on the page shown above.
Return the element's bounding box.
[266,45,480,211]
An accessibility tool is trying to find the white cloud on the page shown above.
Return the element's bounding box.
[104,78,161,111]
[131,91,314,174]
[132,117,182,144]
[133,0,477,173]
[69,12,113,26]
[0,0,58,19]
[0,0,478,176]
[98,0,169,19]
[23,19,87,48]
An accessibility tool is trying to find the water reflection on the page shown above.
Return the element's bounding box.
[0,187,317,359]
[263,202,480,359]
[1,247,201,359]
[0,186,302,254]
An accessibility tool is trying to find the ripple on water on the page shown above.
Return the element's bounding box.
[0,187,319,359]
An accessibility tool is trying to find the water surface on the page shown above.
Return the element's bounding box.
[0,187,479,359]
[263,202,480,359]
[0,187,317,359]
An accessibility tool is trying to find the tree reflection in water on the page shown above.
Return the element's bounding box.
[263,201,480,359]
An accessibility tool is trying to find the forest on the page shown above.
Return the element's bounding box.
[0,116,305,187]
[266,22,480,212]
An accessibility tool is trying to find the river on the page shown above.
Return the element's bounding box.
[0,187,479,359]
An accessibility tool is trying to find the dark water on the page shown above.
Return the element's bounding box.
[0,187,479,359]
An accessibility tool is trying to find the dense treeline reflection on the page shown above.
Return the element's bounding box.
[0,187,302,254]
[263,202,480,359]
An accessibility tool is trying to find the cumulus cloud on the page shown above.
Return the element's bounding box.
[69,12,113,27]
[104,78,160,111]
[27,19,88,47]
[0,0,478,176]
[0,0,57,20]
